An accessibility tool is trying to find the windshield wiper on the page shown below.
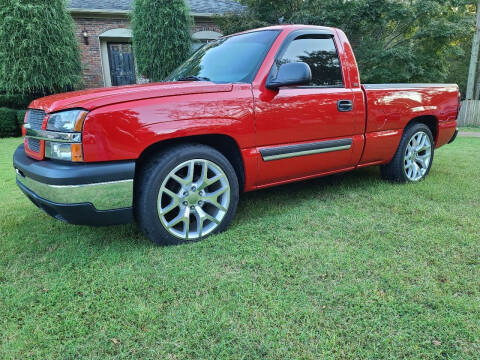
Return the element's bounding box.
[177,75,211,82]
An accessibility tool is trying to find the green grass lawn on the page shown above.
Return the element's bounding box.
[1,137,479,359]
[459,126,480,132]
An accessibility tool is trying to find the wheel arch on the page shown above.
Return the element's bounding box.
[405,115,438,143]
[135,134,246,192]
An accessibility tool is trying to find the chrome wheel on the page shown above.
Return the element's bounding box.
[157,159,230,240]
[404,131,432,181]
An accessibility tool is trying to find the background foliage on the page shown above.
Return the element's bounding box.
[216,0,475,95]
[0,107,18,137]
[132,0,193,82]
[0,107,25,138]
[0,0,82,97]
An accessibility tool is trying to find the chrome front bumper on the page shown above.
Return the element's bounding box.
[16,172,133,211]
[13,145,135,226]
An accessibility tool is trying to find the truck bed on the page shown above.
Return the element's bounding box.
[362,83,459,139]
[357,83,459,166]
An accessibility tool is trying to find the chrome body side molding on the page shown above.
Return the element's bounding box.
[260,138,353,162]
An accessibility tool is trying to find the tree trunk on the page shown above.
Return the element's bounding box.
[467,0,480,99]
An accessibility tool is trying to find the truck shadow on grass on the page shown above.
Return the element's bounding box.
[17,166,384,248]
[115,166,384,245]
[233,166,383,226]
[106,166,384,246]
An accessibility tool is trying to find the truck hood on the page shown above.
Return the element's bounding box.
[29,82,234,113]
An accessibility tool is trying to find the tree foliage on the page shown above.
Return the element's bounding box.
[0,0,82,96]
[132,0,192,82]
[239,0,303,23]
[217,0,475,93]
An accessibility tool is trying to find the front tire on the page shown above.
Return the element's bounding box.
[135,144,239,245]
[381,123,434,183]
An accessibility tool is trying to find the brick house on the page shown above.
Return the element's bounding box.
[68,0,245,88]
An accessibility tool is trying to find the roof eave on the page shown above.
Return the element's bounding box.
[69,8,130,17]
[68,8,217,18]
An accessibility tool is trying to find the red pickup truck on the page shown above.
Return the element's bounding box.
[13,25,460,245]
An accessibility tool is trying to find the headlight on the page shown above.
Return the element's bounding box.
[46,110,87,132]
[44,109,87,162]
[45,142,83,162]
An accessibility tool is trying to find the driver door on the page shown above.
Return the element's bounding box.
[254,33,359,185]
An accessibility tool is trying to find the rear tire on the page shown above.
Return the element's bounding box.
[381,123,434,183]
[135,144,239,245]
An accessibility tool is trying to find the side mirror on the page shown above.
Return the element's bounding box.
[266,62,312,90]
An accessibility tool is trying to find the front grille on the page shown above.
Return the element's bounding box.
[27,110,46,130]
[27,138,41,152]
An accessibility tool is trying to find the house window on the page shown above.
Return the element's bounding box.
[192,31,222,52]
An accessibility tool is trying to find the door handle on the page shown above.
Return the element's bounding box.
[337,100,353,112]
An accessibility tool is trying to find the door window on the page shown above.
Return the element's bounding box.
[277,35,343,87]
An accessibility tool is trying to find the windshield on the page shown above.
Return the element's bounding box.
[166,30,280,84]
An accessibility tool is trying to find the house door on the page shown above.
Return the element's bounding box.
[107,43,136,86]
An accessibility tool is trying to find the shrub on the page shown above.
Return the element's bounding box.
[16,110,27,130]
[0,94,33,109]
[0,108,18,138]
[132,0,192,81]
[0,0,83,96]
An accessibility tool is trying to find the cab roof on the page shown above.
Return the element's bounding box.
[239,24,338,35]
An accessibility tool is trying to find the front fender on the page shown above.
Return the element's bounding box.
[82,85,255,162]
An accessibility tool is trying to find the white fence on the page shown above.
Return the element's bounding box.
[458,100,480,127]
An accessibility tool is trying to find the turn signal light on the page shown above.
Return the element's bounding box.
[71,144,84,162]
